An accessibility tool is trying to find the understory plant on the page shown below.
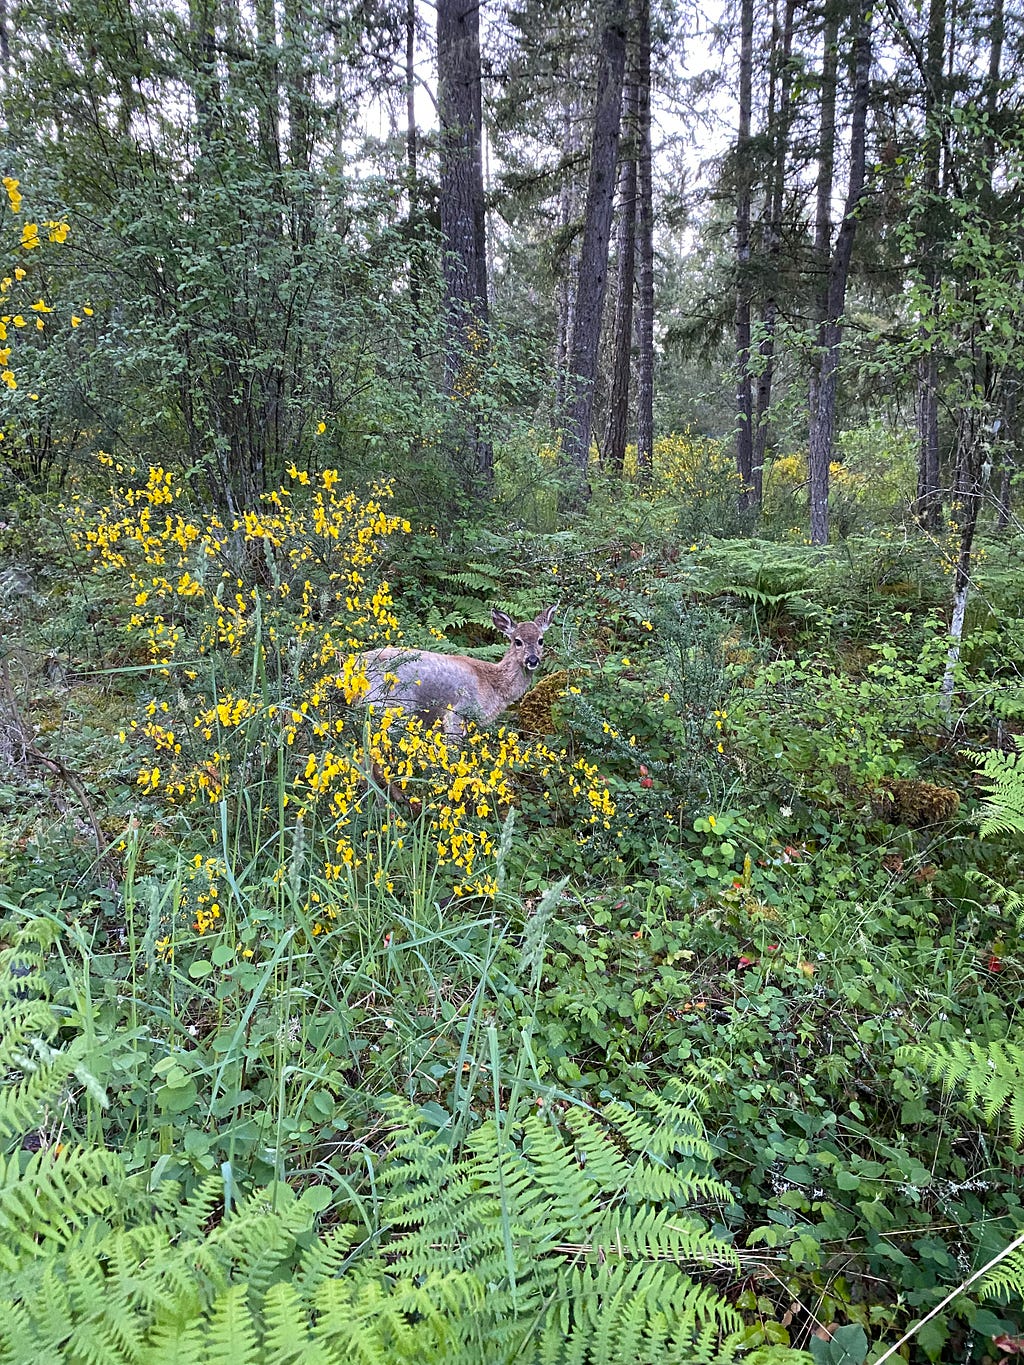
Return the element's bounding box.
[0,922,781,1365]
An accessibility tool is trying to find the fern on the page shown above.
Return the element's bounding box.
[980,1236,1024,1306]
[0,921,745,1365]
[380,1095,742,1361]
[969,735,1024,839]
[899,1037,1024,1145]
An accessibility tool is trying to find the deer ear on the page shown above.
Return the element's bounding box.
[535,604,558,631]
[492,609,516,638]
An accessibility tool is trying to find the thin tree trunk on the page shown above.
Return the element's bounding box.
[915,0,945,528]
[942,0,1004,706]
[995,383,1016,531]
[604,78,638,475]
[438,0,492,489]
[807,3,839,544]
[941,408,984,707]
[916,351,941,524]
[559,0,629,509]
[752,0,796,508]
[735,0,755,506]
[406,0,424,355]
[406,0,418,201]
[189,0,220,153]
[807,1,871,546]
[554,94,580,416]
[255,0,282,177]
[634,0,654,482]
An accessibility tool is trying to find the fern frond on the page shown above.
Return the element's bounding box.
[980,1237,1024,1305]
[139,1315,206,1365]
[292,1223,360,1296]
[262,1281,314,1363]
[204,1282,258,1365]
[900,1037,1024,1145]
[595,1205,740,1271]
[532,1262,742,1364]
[968,738,1024,838]
[0,1147,130,1257]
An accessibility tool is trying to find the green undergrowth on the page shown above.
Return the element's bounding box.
[2,479,1024,1362]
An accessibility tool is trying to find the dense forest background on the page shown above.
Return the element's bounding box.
[1,0,1024,1360]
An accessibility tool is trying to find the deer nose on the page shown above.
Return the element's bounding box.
[525,653,540,670]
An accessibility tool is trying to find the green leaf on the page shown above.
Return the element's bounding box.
[809,1323,868,1365]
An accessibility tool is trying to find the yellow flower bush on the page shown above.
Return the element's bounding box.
[0,177,75,419]
[621,431,745,502]
[72,460,615,928]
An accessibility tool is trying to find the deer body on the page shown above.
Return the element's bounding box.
[358,606,557,734]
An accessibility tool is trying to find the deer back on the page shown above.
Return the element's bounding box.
[357,605,557,730]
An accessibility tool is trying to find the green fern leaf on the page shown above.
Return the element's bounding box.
[203,1283,258,1365]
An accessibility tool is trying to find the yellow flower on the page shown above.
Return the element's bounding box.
[20,223,40,249]
[46,220,70,243]
[71,315,82,327]
[316,421,326,434]
[2,177,22,212]
[29,298,53,312]
[1,370,16,391]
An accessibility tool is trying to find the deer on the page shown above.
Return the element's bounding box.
[355,605,558,737]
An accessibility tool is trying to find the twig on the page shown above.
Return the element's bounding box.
[873,1227,1024,1365]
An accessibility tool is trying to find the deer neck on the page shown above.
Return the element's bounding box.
[495,647,533,703]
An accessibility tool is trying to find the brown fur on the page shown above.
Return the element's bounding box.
[358,606,557,734]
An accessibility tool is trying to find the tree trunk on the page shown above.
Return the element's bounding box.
[941,407,986,707]
[808,1,870,547]
[559,0,629,509]
[752,0,796,508]
[942,0,1005,706]
[915,0,946,528]
[437,0,492,489]
[255,0,282,177]
[735,0,755,507]
[634,0,654,482]
[189,0,220,153]
[554,93,581,417]
[807,3,839,545]
[283,0,314,246]
[995,384,1016,531]
[916,351,941,525]
[604,78,638,475]
[406,0,425,355]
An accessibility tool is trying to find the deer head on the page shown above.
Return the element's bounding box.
[492,604,558,675]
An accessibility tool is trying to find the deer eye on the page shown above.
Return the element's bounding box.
[514,637,523,647]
